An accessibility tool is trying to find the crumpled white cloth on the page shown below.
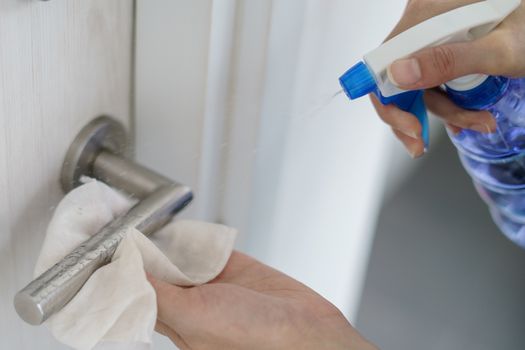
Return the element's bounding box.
[35,180,237,350]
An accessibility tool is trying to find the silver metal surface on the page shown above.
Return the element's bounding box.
[93,151,172,199]
[14,117,193,325]
[61,116,129,193]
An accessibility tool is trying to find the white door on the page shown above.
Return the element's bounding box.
[0,1,133,348]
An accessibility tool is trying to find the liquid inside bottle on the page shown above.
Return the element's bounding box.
[447,77,525,248]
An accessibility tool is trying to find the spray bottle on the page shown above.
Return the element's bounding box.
[339,0,525,248]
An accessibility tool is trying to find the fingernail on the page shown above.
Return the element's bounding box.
[445,124,462,135]
[388,58,422,87]
[145,272,155,283]
[395,126,420,140]
[470,124,492,133]
[407,144,423,159]
[401,129,420,140]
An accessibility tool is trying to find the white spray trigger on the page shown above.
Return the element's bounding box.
[365,0,520,97]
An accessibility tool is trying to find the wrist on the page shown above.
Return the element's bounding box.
[305,322,378,350]
[339,328,378,350]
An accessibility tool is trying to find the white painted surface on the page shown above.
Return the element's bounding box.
[135,0,215,221]
[232,0,407,321]
[135,0,410,325]
[197,0,238,222]
[0,1,133,348]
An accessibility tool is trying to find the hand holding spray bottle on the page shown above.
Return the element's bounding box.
[339,0,525,248]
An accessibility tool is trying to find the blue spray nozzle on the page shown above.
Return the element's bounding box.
[339,62,376,100]
[339,61,430,149]
[337,1,522,154]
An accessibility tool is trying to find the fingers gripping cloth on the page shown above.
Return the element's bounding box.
[34,180,237,349]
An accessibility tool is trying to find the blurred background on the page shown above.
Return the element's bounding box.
[134,0,525,349]
[357,130,525,349]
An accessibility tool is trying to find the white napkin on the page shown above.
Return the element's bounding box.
[34,180,237,350]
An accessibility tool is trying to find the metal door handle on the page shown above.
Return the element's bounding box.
[14,117,193,325]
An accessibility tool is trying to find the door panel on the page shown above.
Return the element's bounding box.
[0,1,133,348]
[134,0,216,221]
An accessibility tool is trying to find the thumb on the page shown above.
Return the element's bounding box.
[147,275,188,325]
[387,37,504,90]
[147,276,195,349]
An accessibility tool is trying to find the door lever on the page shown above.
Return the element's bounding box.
[14,116,193,325]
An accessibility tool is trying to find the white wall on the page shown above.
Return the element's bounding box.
[234,0,409,320]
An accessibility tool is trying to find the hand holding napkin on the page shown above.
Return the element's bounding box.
[34,180,236,350]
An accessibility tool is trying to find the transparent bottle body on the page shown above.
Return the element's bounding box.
[448,77,525,247]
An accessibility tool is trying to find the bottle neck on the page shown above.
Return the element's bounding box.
[445,76,510,110]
